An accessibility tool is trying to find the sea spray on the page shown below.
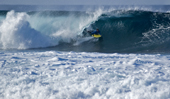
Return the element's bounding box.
[0,9,103,49]
[0,10,52,49]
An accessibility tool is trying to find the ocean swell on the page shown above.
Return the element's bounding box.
[0,9,170,53]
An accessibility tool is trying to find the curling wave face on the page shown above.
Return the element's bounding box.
[89,10,170,53]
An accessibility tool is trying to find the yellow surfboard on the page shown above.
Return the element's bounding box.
[92,34,102,38]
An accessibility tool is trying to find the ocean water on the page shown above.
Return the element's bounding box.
[1,5,170,99]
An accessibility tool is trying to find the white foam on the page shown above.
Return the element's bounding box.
[73,37,94,46]
[1,51,170,99]
[0,10,54,49]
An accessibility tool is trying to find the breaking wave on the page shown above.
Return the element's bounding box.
[0,6,170,53]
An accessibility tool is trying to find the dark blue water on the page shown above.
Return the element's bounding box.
[88,10,170,53]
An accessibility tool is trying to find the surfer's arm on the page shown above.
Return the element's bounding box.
[91,31,97,34]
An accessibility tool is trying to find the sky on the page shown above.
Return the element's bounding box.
[0,0,170,5]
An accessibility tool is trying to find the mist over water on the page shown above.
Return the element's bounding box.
[0,10,102,50]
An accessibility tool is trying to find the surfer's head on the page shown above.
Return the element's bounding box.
[97,29,99,31]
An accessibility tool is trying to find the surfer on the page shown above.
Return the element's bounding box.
[87,29,103,41]
[91,29,101,35]
[90,29,103,41]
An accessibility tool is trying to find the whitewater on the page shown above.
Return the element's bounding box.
[1,5,170,99]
